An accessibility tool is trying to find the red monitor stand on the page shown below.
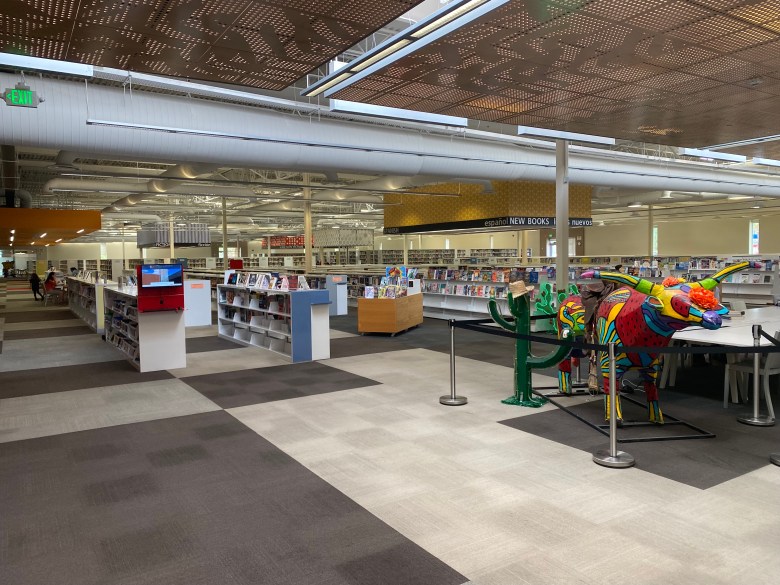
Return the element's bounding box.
[136,266,185,312]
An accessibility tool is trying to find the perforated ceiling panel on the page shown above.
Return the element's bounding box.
[330,0,780,148]
[0,0,422,89]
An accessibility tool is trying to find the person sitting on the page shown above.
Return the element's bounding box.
[30,272,43,301]
[43,272,63,303]
[70,267,78,276]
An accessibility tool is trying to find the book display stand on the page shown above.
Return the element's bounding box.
[66,276,115,334]
[217,272,330,362]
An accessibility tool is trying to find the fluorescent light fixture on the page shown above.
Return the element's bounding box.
[627,202,644,208]
[40,232,47,238]
[0,53,93,77]
[680,148,747,163]
[330,99,467,127]
[728,195,753,200]
[517,126,616,145]
[45,244,49,247]
[752,157,780,167]
[752,203,762,209]
[10,229,14,234]
[9,235,14,242]
[351,39,413,73]
[411,0,490,38]
[55,238,62,242]
[76,228,84,233]
[30,241,35,245]
[303,71,352,98]
[303,0,509,98]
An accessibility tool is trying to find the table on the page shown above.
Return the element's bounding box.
[670,307,780,426]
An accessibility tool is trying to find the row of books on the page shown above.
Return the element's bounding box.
[422,282,510,298]
[226,271,309,291]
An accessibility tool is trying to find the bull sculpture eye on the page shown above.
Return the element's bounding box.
[670,293,690,317]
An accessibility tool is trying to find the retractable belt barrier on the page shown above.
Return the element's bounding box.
[442,317,780,469]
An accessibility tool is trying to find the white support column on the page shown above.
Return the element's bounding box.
[303,172,313,273]
[403,235,409,265]
[221,197,228,270]
[555,140,570,295]
[168,219,175,261]
[648,204,654,256]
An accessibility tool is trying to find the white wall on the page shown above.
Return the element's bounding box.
[586,216,780,257]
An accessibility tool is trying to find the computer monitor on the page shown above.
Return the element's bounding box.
[139,264,183,288]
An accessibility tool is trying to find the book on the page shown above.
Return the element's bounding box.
[247,273,258,288]
[236,273,247,287]
[227,273,238,285]
[364,286,375,298]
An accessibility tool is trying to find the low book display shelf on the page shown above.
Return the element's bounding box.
[217,272,330,362]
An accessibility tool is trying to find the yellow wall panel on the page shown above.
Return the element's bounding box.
[385,181,591,229]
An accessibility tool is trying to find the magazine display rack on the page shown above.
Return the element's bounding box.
[103,286,187,372]
[216,272,330,362]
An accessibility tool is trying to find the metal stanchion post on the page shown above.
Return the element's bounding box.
[440,319,468,406]
[593,342,635,468]
[738,324,774,426]
[574,356,582,385]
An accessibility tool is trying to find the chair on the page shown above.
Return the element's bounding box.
[723,330,778,420]
[728,299,747,312]
[42,285,63,306]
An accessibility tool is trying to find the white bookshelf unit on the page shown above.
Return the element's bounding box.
[103,287,187,372]
[66,277,114,333]
[217,283,330,362]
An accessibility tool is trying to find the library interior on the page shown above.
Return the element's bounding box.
[2,1,780,584]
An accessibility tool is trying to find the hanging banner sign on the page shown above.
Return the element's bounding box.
[383,216,592,234]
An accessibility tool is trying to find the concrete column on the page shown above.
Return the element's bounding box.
[403,235,409,265]
[169,219,175,260]
[648,204,654,256]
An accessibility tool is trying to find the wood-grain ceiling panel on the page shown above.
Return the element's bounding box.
[328,0,780,149]
[0,0,424,89]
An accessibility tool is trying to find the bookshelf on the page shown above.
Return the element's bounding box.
[66,277,114,333]
[103,286,187,372]
[216,282,330,362]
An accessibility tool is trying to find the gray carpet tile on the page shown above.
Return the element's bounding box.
[3,309,74,322]
[0,360,174,399]
[181,361,382,409]
[185,335,243,354]
[500,382,780,490]
[3,325,95,340]
[0,410,466,585]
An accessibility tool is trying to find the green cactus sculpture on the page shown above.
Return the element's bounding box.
[488,281,572,407]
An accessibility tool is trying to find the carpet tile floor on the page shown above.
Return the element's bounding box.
[1,278,780,585]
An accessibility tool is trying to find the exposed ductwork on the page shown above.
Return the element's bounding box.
[4,73,780,199]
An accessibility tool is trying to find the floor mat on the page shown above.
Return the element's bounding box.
[185,335,243,354]
[4,325,95,340]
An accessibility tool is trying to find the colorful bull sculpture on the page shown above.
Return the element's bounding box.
[556,261,753,424]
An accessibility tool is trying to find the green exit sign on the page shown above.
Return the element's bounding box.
[3,83,40,108]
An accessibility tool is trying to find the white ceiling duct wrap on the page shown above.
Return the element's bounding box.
[3,72,780,197]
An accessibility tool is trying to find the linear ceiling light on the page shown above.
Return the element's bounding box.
[0,53,93,77]
[329,99,467,127]
[301,0,508,98]
[40,232,47,237]
[76,228,84,233]
[350,39,413,73]
[752,157,780,167]
[411,0,490,38]
[680,148,747,163]
[55,238,62,242]
[517,126,616,145]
